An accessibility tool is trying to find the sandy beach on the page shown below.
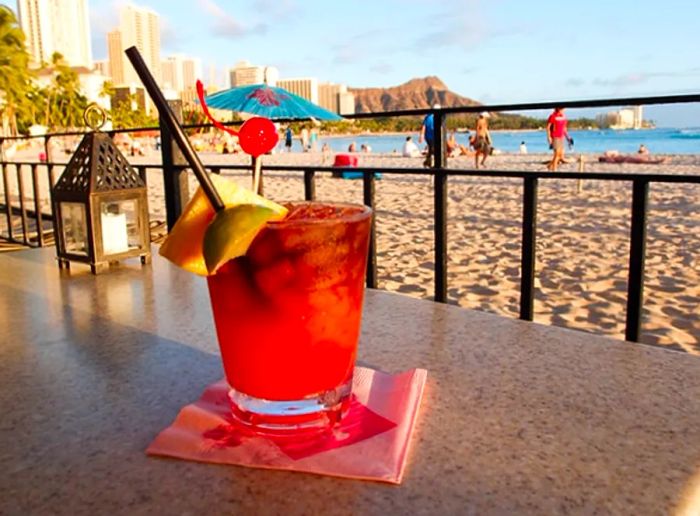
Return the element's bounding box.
[3,147,699,352]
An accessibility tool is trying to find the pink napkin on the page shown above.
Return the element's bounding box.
[147,366,427,484]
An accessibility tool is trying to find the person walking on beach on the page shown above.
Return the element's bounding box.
[473,112,492,169]
[300,127,310,152]
[546,107,572,171]
[419,104,440,167]
[284,126,293,152]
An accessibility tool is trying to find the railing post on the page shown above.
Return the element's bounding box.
[160,99,189,231]
[44,135,52,165]
[520,177,538,320]
[303,169,315,201]
[363,171,377,289]
[16,164,29,245]
[0,140,10,242]
[433,109,447,303]
[31,164,44,247]
[625,179,649,342]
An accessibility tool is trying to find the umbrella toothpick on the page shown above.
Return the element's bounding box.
[252,156,263,195]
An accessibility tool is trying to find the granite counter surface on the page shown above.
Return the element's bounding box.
[1,248,699,515]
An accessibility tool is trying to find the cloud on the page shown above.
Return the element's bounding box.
[332,43,357,65]
[592,68,700,88]
[566,78,586,87]
[413,2,495,51]
[370,62,394,74]
[199,0,267,39]
[160,16,184,52]
[330,27,404,66]
[251,0,298,18]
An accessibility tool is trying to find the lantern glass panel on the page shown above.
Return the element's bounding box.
[59,202,88,256]
[100,199,142,255]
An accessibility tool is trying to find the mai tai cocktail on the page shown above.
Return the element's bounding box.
[207,202,371,430]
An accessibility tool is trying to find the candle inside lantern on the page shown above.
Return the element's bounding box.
[101,212,129,255]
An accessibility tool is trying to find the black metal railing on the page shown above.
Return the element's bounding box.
[2,92,700,344]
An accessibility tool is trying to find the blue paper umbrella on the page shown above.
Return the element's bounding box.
[203,84,343,121]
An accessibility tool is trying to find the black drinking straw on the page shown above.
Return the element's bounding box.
[124,46,225,212]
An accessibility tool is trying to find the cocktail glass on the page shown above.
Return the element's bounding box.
[206,201,372,432]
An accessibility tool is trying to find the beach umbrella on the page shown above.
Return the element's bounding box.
[201,83,343,121]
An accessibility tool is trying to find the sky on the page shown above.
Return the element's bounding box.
[6,0,700,126]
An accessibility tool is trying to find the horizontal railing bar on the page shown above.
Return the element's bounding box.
[112,163,700,184]
[6,160,698,185]
[0,204,53,221]
[349,93,700,118]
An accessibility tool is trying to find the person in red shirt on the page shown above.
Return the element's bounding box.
[546,107,572,171]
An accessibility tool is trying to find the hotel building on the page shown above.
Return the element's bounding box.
[277,78,319,104]
[228,61,278,87]
[107,4,161,87]
[17,0,92,68]
[318,82,355,115]
[162,55,203,105]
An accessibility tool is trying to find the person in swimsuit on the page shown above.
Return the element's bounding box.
[474,112,492,169]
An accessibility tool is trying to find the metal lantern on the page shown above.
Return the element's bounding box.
[51,105,151,274]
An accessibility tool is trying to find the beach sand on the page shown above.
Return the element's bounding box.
[3,148,699,352]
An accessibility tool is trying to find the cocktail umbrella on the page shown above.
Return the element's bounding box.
[197,81,341,195]
[202,83,343,121]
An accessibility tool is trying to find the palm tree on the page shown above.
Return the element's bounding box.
[43,52,87,130]
[0,6,32,135]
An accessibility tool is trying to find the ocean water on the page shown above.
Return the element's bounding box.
[315,128,700,155]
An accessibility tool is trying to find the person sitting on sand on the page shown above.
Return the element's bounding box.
[638,144,649,155]
[446,131,473,157]
[402,136,421,157]
[348,142,357,152]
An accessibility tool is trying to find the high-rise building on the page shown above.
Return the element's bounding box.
[318,82,355,115]
[181,57,201,90]
[107,4,161,87]
[208,64,219,91]
[596,105,645,130]
[277,78,319,104]
[338,89,355,115]
[162,55,202,91]
[161,55,202,106]
[17,0,92,68]
[160,59,177,91]
[106,30,124,84]
[228,60,278,87]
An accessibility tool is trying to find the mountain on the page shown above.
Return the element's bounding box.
[349,76,481,114]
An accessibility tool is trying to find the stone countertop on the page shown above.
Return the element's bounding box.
[1,248,699,515]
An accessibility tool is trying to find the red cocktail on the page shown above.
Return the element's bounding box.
[207,202,372,431]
